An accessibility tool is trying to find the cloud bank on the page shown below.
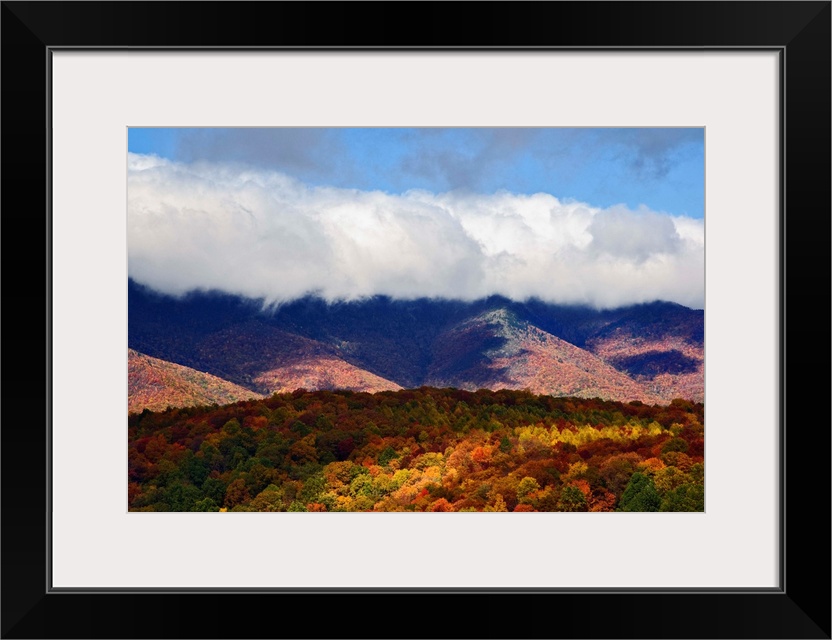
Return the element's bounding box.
[127,153,704,309]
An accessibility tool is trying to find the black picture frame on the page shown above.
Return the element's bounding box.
[2,2,829,638]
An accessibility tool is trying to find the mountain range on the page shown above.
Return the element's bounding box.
[128,278,703,413]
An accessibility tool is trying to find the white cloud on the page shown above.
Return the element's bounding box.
[127,153,704,309]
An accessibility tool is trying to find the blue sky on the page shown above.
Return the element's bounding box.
[128,127,704,218]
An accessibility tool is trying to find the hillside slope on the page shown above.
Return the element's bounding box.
[128,349,265,413]
[426,309,663,403]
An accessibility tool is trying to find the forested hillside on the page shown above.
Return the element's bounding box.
[129,279,704,406]
[129,388,704,513]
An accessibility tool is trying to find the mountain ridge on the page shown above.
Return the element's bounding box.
[128,279,703,410]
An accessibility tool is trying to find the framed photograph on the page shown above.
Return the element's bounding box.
[2,2,829,638]
[125,123,708,519]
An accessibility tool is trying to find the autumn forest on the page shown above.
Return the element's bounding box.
[128,387,704,513]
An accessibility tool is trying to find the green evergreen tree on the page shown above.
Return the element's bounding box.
[620,473,661,512]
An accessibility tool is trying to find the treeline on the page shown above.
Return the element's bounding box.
[128,387,704,512]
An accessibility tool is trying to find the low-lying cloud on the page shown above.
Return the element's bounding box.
[127,154,704,309]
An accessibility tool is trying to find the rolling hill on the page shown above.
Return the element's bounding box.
[128,349,265,413]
